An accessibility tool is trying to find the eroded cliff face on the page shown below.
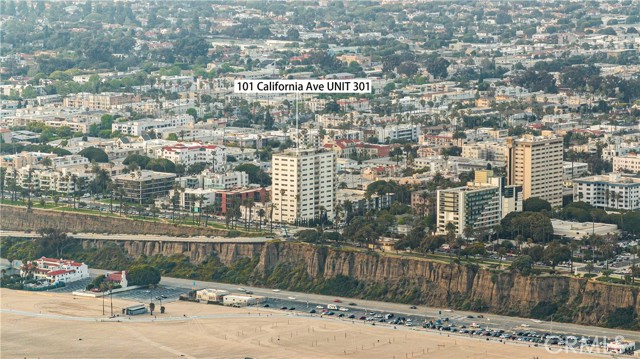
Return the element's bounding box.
[1,205,228,237]
[4,202,636,328]
[256,242,639,327]
[81,239,263,265]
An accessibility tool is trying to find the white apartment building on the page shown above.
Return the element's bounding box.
[21,257,89,284]
[0,152,57,169]
[563,161,589,180]
[436,170,522,237]
[573,173,640,210]
[288,128,322,149]
[376,124,420,143]
[461,142,507,165]
[157,144,226,170]
[613,154,640,173]
[602,142,640,161]
[272,149,337,223]
[51,155,90,169]
[4,166,93,195]
[112,115,195,136]
[204,171,249,189]
[169,188,217,211]
[506,132,564,208]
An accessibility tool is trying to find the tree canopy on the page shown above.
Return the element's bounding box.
[523,197,552,212]
[127,264,161,286]
[78,146,109,163]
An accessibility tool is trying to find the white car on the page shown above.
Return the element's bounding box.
[316,305,324,309]
[237,287,245,291]
[288,296,296,300]
[272,289,281,292]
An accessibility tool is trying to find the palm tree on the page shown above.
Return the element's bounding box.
[26,168,33,211]
[615,191,622,209]
[71,174,79,209]
[0,167,6,202]
[445,222,457,256]
[246,197,255,230]
[118,188,125,216]
[196,195,206,224]
[257,208,265,231]
[10,167,18,203]
[189,194,197,223]
[419,191,430,217]
[269,203,276,233]
[203,204,214,227]
[107,182,115,213]
[316,205,327,230]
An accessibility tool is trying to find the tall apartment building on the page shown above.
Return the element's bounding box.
[506,132,563,208]
[272,149,336,223]
[436,172,501,237]
[436,170,522,237]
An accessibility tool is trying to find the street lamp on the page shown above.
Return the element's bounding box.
[110,283,113,317]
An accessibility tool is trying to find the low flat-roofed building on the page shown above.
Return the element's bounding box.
[223,295,257,307]
[551,219,619,240]
[125,304,148,316]
[113,170,176,204]
[196,288,229,303]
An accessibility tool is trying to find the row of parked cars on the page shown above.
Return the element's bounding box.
[422,322,598,347]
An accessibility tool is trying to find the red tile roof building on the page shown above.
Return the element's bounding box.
[21,257,89,284]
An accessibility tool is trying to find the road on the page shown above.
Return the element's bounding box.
[0,230,271,243]
[89,269,640,343]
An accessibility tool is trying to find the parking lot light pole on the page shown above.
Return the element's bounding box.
[110,284,113,317]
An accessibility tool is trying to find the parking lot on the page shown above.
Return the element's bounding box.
[110,285,188,305]
[49,278,92,293]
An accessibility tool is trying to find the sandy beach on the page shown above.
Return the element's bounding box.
[0,289,599,359]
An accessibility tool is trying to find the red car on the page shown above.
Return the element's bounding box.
[333,299,342,303]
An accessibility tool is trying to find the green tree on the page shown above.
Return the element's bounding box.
[127,265,161,286]
[78,147,109,163]
[523,197,552,212]
[543,241,571,269]
[511,255,533,275]
[234,163,271,186]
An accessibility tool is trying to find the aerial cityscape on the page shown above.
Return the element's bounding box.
[1,0,640,358]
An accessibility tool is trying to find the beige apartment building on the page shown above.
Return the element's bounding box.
[613,154,640,173]
[64,92,140,110]
[271,149,336,224]
[506,132,564,208]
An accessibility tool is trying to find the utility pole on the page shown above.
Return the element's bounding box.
[110,284,113,317]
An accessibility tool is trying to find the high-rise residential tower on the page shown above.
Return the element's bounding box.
[506,131,563,208]
[271,149,337,224]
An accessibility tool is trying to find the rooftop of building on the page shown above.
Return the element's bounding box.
[575,172,640,185]
[113,170,177,181]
